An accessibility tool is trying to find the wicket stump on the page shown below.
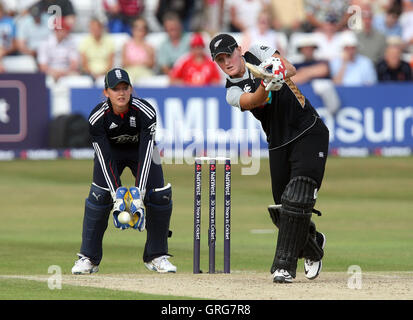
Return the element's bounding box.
[193,157,231,274]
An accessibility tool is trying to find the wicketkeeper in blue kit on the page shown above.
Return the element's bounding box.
[71,68,176,274]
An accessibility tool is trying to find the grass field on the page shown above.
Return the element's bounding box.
[0,157,412,299]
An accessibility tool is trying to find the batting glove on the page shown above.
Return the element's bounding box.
[258,57,286,77]
[128,187,146,231]
[112,186,130,230]
[261,73,285,91]
[258,57,287,91]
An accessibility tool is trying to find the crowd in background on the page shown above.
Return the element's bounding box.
[1,0,413,88]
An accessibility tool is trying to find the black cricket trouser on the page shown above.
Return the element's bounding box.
[269,118,329,204]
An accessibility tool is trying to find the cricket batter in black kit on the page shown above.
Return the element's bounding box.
[210,34,329,283]
[72,68,176,274]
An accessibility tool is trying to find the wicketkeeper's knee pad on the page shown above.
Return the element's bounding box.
[271,176,318,277]
[80,184,113,264]
[143,183,173,262]
[87,183,113,206]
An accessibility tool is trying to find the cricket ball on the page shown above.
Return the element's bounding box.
[118,211,131,224]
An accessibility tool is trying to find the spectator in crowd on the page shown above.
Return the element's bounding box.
[269,0,306,34]
[383,0,403,15]
[304,0,351,32]
[330,31,378,86]
[156,0,197,32]
[0,0,16,16]
[169,32,221,86]
[400,0,413,49]
[79,17,115,82]
[103,0,145,34]
[227,0,270,32]
[356,3,387,64]
[377,37,412,81]
[0,2,18,59]
[0,0,14,16]
[291,35,330,84]
[32,0,76,30]
[292,33,341,115]
[16,5,51,58]
[121,16,155,83]
[404,0,413,11]
[316,13,346,61]
[240,10,285,55]
[373,5,403,37]
[202,0,225,35]
[157,11,190,75]
[1,0,38,16]
[37,17,79,83]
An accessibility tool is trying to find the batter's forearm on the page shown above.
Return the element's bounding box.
[239,84,270,110]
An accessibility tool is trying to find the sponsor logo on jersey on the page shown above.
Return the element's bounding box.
[243,84,252,93]
[110,134,138,143]
[130,116,136,128]
[109,122,118,129]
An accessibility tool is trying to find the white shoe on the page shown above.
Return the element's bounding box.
[144,255,177,273]
[304,232,326,280]
[71,254,99,275]
[272,269,293,283]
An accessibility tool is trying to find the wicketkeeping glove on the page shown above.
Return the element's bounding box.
[112,186,130,230]
[128,187,146,231]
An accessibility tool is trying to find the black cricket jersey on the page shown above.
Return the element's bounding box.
[88,95,156,195]
[225,47,320,150]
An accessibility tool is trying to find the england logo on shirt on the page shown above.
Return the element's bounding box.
[130,116,136,127]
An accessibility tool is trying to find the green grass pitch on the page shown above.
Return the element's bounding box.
[0,157,412,299]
